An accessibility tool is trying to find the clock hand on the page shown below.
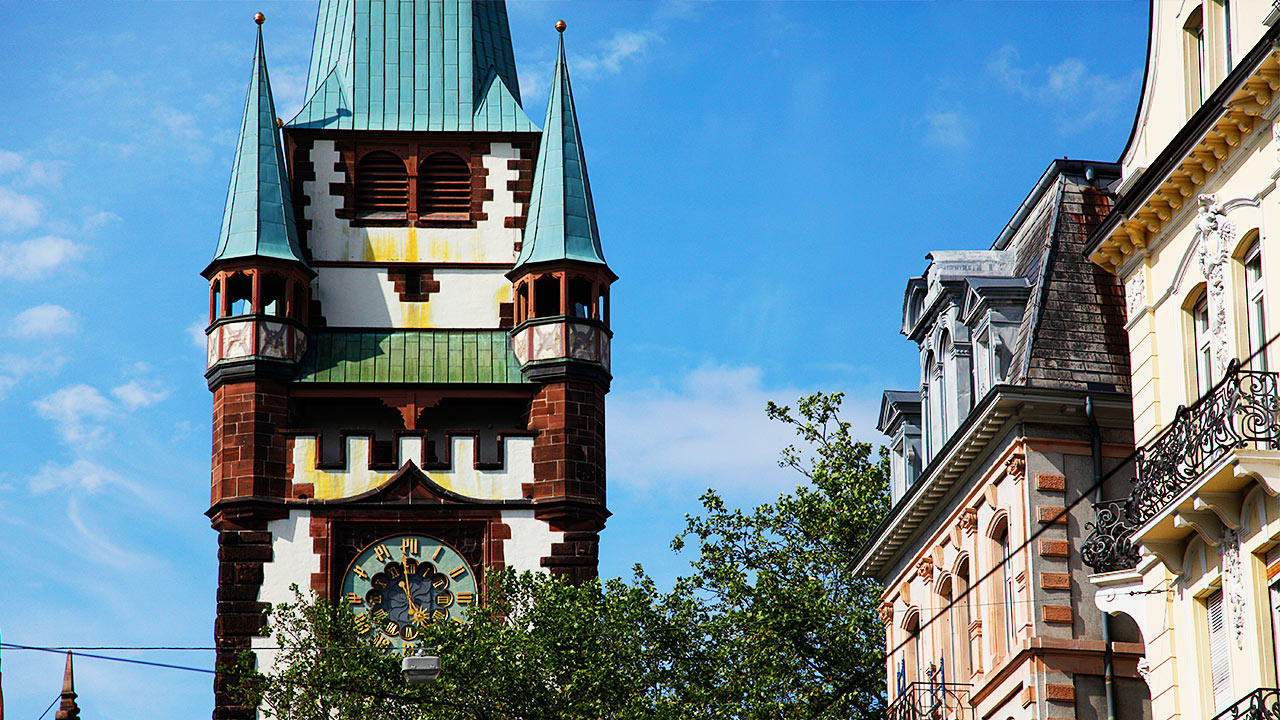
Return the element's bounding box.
[399,548,419,614]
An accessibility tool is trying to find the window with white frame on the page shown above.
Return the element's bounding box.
[1245,239,1266,368]
[997,525,1015,652]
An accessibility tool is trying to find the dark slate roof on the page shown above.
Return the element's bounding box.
[1014,175,1131,392]
[296,330,528,384]
[512,30,610,273]
[288,0,537,132]
[211,25,309,270]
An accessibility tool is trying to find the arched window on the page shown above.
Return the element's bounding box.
[1244,238,1266,368]
[922,351,936,459]
[417,152,471,217]
[995,523,1015,654]
[939,331,954,438]
[354,151,408,217]
[954,558,973,680]
[937,575,955,684]
[1185,6,1207,109]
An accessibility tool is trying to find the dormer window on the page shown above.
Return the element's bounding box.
[417,152,472,218]
[354,151,409,218]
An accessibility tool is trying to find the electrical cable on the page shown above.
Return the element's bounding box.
[35,695,58,720]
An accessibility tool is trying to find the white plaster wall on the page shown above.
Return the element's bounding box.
[302,140,523,264]
[501,509,564,574]
[252,511,321,675]
[316,266,510,328]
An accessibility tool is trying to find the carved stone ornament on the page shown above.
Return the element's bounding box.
[1222,528,1247,649]
[959,507,978,535]
[1125,272,1146,321]
[1137,657,1151,685]
[878,602,894,625]
[1005,453,1026,483]
[1195,194,1236,377]
[917,557,934,583]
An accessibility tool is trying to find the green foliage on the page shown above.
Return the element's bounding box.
[235,392,889,720]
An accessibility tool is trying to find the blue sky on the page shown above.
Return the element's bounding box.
[0,1,1147,717]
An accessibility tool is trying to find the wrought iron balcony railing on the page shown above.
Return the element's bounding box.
[1080,499,1140,573]
[887,681,972,720]
[1211,688,1280,720]
[1082,360,1280,572]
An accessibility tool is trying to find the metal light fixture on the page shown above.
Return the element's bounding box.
[401,648,442,685]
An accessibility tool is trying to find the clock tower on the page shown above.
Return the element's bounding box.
[203,5,615,718]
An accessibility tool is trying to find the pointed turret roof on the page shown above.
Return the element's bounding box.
[210,19,309,273]
[289,0,536,132]
[54,653,78,720]
[512,27,610,275]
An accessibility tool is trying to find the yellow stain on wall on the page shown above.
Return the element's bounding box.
[354,226,498,263]
[404,302,433,328]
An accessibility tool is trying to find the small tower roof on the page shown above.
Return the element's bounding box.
[210,19,309,272]
[512,26,610,275]
[288,0,537,132]
[54,652,78,720]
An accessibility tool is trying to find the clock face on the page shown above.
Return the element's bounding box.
[340,534,478,653]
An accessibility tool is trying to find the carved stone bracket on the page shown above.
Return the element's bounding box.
[1006,453,1026,484]
[916,557,934,583]
[959,507,978,535]
[878,602,894,626]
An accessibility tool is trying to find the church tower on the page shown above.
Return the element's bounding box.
[203,5,615,719]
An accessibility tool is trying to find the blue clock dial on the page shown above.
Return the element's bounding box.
[341,534,478,653]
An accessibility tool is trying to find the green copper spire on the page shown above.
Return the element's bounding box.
[289,0,537,132]
[210,21,309,271]
[513,28,609,273]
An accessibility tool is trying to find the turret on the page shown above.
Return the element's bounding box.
[508,22,615,386]
[203,14,314,390]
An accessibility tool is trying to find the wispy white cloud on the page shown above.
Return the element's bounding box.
[609,364,880,497]
[572,30,659,79]
[9,303,77,338]
[110,380,169,410]
[33,384,117,447]
[30,458,138,495]
[189,316,210,349]
[0,149,64,189]
[0,186,43,232]
[923,110,970,148]
[0,351,67,401]
[988,44,1137,134]
[0,235,86,280]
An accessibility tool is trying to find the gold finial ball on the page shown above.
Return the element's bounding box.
[555,20,566,33]
[254,12,266,25]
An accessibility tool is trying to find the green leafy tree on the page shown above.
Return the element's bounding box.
[233,392,889,720]
[672,391,890,719]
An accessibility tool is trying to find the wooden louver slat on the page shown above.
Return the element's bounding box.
[355,151,408,215]
[418,152,472,216]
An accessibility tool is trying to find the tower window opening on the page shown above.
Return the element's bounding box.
[211,280,222,322]
[417,152,472,217]
[261,274,286,317]
[227,274,253,317]
[516,283,529,323]
[534,275,560,318]
[403,269,423,296]
[568,278,593,319]
[354,151,408,218]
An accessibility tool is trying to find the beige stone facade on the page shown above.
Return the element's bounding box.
[1084,4,1280,720]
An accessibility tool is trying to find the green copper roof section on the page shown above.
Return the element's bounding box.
[296,330,529,384]
[513,32,608,272]
[288,0,537,132]
[212,26,309,269]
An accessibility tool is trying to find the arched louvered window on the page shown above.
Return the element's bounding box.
[417,152,472,217]
[355,151,408,217]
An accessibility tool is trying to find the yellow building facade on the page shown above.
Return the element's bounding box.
[1084,4,1280,719]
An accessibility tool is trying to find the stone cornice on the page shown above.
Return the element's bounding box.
[1089,36,1280,272]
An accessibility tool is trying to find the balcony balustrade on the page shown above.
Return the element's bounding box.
[1082,360,1280,573]
[887,681,972,720]
[1211,688,1280,720]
